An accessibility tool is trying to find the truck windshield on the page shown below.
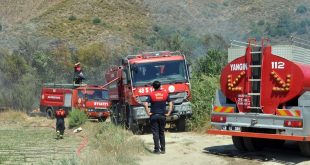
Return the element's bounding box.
[131,60,188,86]
[78,89,109,100]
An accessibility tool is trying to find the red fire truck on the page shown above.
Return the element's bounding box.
[40,83,110,121]
[105,51,192,134]
[208,38,310,156]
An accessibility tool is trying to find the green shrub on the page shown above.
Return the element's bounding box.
[265,13,295,37]
[257,20,265,26]
[68,109,88,128]
[223,1,229,6]
[152,25,160,32]
[297,26,307,35]
[0,24,2,31]
[194,49,227,75]
[92,17,101,25]
[187,74,219,131]
[68,15,77,21]
[296,5,307,14]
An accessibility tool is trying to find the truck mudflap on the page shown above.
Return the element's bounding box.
[208,129,310,141]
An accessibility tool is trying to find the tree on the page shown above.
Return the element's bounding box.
[195,49,227,75]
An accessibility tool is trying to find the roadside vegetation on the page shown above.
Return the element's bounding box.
[81,122,145,165]
[0,27,228,131]
[0,110,145,165]
[68,109,88,128]
[0,111,80,164]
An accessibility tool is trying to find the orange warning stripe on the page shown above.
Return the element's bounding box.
[208,129,310,141]
[213,106,234,113]
[276,109,301,117]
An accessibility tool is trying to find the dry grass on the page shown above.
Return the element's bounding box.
[0,111,81,164]
[80,122,146,165]
[0,0,152,49]
[0,110,55,127]
[0,110,27,122]
[0,111,146,164]
[0,0,63,26]
[35,0,152,47]
[2,0,310,50]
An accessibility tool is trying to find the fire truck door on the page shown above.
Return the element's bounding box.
[64,93,72,107]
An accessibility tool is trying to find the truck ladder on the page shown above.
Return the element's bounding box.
[246,39,263,112]
[43,83,87,88]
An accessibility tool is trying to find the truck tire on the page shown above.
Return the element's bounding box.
[111,115,119,125]
[243,137,263,151]
[232,136,247,151]
[176,117,186,132]
[264,139,285,148]
[98,117,107,122]
[130,123,144,135]
[46,108,54,119]
[111,105,120,125]
[299,141,310,156]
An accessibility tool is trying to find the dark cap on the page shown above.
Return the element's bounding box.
[152,81,161,90]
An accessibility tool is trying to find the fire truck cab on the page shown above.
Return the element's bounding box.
[40,84,110,121]
[105,51,192,133]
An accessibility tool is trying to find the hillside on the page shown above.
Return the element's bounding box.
[2,0,310,50]
[144,0,310,43]
[1,0,310,111]
[0,0,152,50]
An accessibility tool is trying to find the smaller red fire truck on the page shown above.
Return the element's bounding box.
[39,83,110,121]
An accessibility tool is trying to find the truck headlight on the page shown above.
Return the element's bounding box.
[136,96,149,104]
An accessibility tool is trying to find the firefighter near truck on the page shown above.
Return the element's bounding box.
[40,84,110,121]
[208,38,310,156]
[105,51,192,134]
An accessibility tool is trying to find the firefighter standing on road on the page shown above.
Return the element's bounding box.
[143,81,173,154]
[55,108,67,139]
[73,62,85,85]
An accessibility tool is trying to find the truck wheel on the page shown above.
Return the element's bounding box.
[265,139,285,148]
[111,104,120,125]
[176,117,186,132]
[98,117,107,122]
[46,108,54,119]
[232,136,247,151]
[111,115,119,125]
[131,123,144,135]
[243,137,263,151]
[299,141,310,156]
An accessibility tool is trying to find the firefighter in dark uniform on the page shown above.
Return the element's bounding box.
[73,62,85,85]
[143,81,173,154]
[55,108,67,139]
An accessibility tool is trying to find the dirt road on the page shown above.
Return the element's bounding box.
[138,132,310,165]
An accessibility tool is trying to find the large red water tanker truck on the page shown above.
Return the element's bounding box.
[208,39,310,156]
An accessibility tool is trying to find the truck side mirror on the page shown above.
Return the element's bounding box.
[122,70,128,85]
[122,70,129,85]
[121,58,128,65]
[187,64,192,79]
